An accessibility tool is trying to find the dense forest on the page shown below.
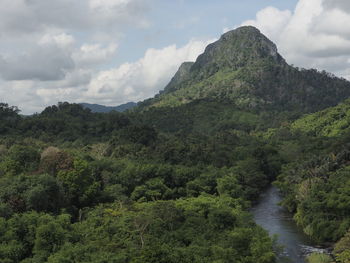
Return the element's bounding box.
[1,26,350,263]
[0,102,279,263]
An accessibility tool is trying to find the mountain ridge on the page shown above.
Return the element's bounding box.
[80,102,137,113]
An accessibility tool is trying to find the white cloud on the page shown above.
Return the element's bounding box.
[0,80,43,114]
[0,45,75,81]
[39,33,75,48]
[0,0,151,83]
[0,0,150,38]
[238,0,350,78]
[0,0,157,114]
[73,44,118,68]
[323,0,350,13]
[0,38,213,114]
[312,5,350,40]
[83,39,215,105]
[241,7,292,42]
[89,0,131,10]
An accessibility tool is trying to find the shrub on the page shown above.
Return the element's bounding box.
[306,253,332,263]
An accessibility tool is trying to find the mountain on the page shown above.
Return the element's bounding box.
[80,102,137,113]
[143,26,350,113]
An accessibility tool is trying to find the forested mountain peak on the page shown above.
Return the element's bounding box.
[191,26,286,73]
[143,26,350,114]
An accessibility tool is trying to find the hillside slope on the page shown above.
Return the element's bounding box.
[291,99,350,137]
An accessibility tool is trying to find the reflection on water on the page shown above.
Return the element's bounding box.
[251,186,314,263]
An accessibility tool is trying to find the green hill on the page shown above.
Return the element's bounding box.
[142,26,350,114]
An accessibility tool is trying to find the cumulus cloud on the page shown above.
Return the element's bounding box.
[73,44,118,68]
[0,80,43,114]
[323,0,350,12]
[241,7,292,42]
[0,45,75,81]
[0,0,150,38]
[82,39,214,105]
[239,0,350,79]
[0,38,213,114]
[0,0,151,113]
[39,33,76,48]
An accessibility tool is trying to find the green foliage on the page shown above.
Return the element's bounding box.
[131,177,171,202]
[217,174,243,199]
[0,173,64,214]
[0,102,20,134]
[0,212,71,263]
[117,125,158,146]
[275,142,350,243]
[0,145,40,176]
[57,159,101,208]
[306,253,332,263]
[133,100,262,134]
[0,197,275,263]
[292,98,350,137]
[334,229,350,263]
[0,112,278,263]
[12,102,131,143]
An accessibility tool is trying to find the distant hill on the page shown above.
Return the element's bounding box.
[80,102,137,113]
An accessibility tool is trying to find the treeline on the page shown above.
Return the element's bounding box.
[1,102,130,143]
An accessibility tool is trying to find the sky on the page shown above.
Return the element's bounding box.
[1,0,350,114]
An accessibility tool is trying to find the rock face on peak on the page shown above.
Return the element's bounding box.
[164,62,194,93]
[142,26,350,113]
[191,26,285,76]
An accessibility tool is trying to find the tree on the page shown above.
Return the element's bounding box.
[57,159,101,208]
[131,178,171,202]
[40,147,73,176]
[6,145,40,174]
[216,174,243,198]
[0,103,20,134]
[25,174,64,213]
[33,221,67,260]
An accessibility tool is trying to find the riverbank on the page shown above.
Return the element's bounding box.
[251,186,331,263]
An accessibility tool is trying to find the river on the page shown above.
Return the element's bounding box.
[251,186,318,263]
